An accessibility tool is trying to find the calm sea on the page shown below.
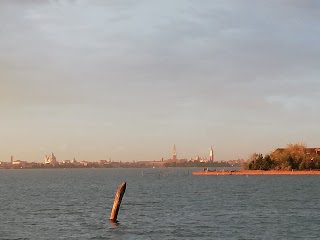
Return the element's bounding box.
[1,168,320,240]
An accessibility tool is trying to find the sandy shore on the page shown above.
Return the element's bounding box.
[192,170,320,176]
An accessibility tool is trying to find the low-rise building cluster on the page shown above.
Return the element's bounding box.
[0,146,244,169]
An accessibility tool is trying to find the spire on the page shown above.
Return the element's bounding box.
[173,145,177,161]
[210,145,214,162]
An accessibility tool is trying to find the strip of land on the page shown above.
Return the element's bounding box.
[192,170,320,176]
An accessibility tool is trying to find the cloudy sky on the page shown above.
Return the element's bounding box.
[1,0,320,162]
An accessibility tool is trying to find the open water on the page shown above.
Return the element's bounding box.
[1,168,320,240]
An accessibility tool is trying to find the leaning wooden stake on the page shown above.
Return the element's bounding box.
[110,181,126,221]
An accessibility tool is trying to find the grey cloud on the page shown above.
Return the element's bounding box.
[1,0,319,114]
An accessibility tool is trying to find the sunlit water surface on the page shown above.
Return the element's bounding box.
[1,168,320,239]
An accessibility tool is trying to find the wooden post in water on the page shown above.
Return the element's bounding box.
[110,181,126,222]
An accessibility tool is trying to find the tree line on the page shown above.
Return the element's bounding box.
[244,143,320,170]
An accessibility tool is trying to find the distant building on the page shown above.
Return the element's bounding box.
[274,148,320,156]
[172,145,177,161]
[209,146,214,162]
[80,161,89,166]
[44,153,58,165]
[12,160,27,166]
[99,160,109,165]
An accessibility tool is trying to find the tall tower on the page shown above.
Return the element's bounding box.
[172,145,177,161]
[11,155,13,164]
[209,145,214,162]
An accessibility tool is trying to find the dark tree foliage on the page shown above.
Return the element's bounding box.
[245,153,274,170]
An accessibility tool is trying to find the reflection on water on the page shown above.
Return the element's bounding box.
[1,168,320,239]
[109,219,120,227]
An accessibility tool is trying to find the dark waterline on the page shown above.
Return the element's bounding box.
[1,168,320,239]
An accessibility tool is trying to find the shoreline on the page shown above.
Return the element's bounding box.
[192,170,320,175]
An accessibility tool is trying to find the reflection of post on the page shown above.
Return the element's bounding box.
[110,182,126,222]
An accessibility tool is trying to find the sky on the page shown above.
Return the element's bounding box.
[1,0,320,162]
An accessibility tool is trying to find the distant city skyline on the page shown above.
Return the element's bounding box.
[5,145,219,163]
[1,1,320,162]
